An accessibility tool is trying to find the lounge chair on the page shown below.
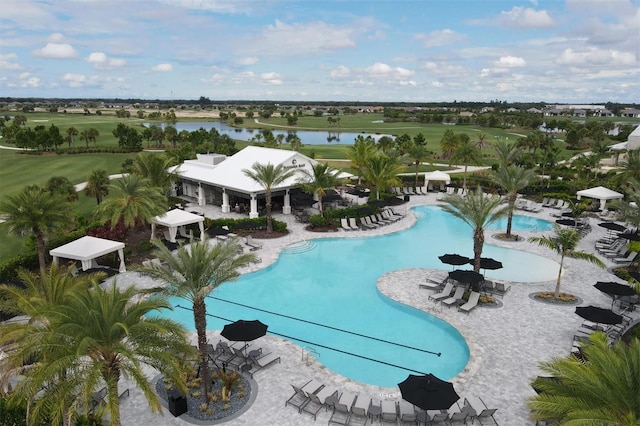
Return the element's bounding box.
[541,197,549,206]
[315,386,339,407]
[464,396,498,425]
[349,218,361,230]
[448,410,468,424]
[350,395,370,425]
[429,282,454,302]
[399,400,417,423]
[381,400,397,424]
[382,210,400,222]
[428,410,449,424]
[364,216,380,228]
[376,213,393,225]
[338,392,356,408]
[458,291,480,314]
[441,287,466,308]
[368,215,386,226]
[285,382,311,413]
[245,235,262,251]
[493,282,511,298]
[360,217,376,230]
[301,392,325,420]
[552,199,565,209]
[247,352,280,378]
[613,251,638,264]
[341,218,355,231]
[328,403,351,425]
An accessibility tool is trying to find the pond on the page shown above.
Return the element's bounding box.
[145,121,392,145]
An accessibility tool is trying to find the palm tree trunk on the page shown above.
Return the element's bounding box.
[463,164,468,190]
[415,162,420,188]
[472,229,484,291]
[317,195,324,217]
[105,369,121,426]
[36,231,46,273]
[192,300,210,395]
[554,255,564,299]
[265,190,273,233]
[506,197,516,237]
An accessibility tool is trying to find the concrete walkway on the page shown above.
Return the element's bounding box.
[104,194,638,425]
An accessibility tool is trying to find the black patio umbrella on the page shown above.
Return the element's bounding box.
[575,306,623,326]
[618,231,640,241]
[367,199,389,208]
[398,374,459,411]
[594,281,637,308]
[556,218,578,227]
[221,319,268,354]
[439,254,471,269]
[468,257,503,271]
[598,222,627,232]
[561,211,576,217]
[448,269,484,285]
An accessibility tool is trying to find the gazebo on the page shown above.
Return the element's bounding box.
[50,236,126,272]
[576,186,624,210]
[424,170,451,192]
[151,209,205,243]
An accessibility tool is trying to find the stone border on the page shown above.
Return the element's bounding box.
[480,298,504,309]
[527,292,584,306]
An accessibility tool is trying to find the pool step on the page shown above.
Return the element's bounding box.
[283,240,316,254]
[414,210,428,220]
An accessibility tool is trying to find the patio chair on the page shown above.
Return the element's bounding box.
[349,218,361,230]
[364,216,380,228]
[248,352,280,378]
[285,382,311,413]
[329,403,351,425]
[613,251,638,264]
[399,400,417,423]
[369,215,386,226]
[448,410,468,424]
[245,235,263,251]
[359,217,376,230]
[493,282,511,298]
[376,213,393,225]
[341,218,355,231]
[382,210,400,222]
[464,396,498,425]
[351,395,370,425]
[381,400,398,424]
[315,386,339,408]
[552,199,565,209]
[302,392,325,420]
[428,410,449,424]
[458,291,480,314]
[541,197,549,206]
[542,197,555,207]
[429,282,454,302]
[441,287,466,308]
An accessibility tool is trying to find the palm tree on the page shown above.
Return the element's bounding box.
[528,332,640,425]
[612,178,640,228]
[440,129,459,166]
[87,128,99,147]
[346,138,377,185]
[242,162,296,233]
[441,188,509,285]
[84,169,110,205]
[47,175,79,202]
[452,140,482,190]
[493,139,521,167]
[0,283,192,426]
[130,153,178,196]
[612,150,640,188]
[529,226,605,299]
[0,186,69,272]
[139,238,255,396]
[276,133,285,149]
[290,135,302,152]
[80,129,90,148]
[297,163,339,217]
[96,174,167,232]
[65,126,78,147]
[362,154,404,200]
[406,142,430,189]
[474,133,489,151]
[490,165,537,238]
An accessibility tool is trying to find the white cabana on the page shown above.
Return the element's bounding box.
[424,170,451,192]
[576,186,624,210]
[152,209,205,243]
[50,236,126,272]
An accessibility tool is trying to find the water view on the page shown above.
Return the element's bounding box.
[145,121,392,145]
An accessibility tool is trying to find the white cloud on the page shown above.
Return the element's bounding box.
[15,72,40,88]
[85,52,127,70]
[480,68,511,77]
[494,7,555,29]
[63,73,88,88]
[0,53,22,70]
[152,63,173,72]
[495,56,527,67]
[556,47,636,66]
[363,63,414,79]
[330,65,351,79]
[237,57,258,66]
[47,33,66,43]
[431,81,444,87]
[157,0,256,14]
[260,72,282,85]
[368,30,387,41]
[415,29,466,48]
[32,43,78,59]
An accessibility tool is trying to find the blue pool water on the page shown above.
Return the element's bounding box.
[161,206,556,387]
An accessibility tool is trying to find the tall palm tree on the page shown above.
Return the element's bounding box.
[276,133,285,149]
[474,133,489,151]
[362,154,404,200]
[0,186,69,272]
[290,135,302,152]
[139,238,255,396]
[87,128,100,147]
[297,163,339,217]
[406,142,430,189]
[96,174,167,232]
[493,139,521,167]
[130,153,178,196]
[46,175,79,202]
[612,149,640,188]
[612,178,640,228]
[84,169,110,205]
[529,226,605,299]
[242,162,296,233]
[346,138,377,184]
[490,165,537,238]
[79,129,90,148]
[528,332,640,425]
[440,129,459,166]
[0,283,192,426]
[441,188,509,286]
[65,126,78,147]
[452,140,482,190]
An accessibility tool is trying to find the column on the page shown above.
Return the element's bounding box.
[117,248,126,273]
[221,189,230,213]
[249,194,259,219]
[197,183,205,206]
[283,189,292,214]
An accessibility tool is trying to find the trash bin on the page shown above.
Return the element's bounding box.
[168,388,187,417]
[404,195,410,202]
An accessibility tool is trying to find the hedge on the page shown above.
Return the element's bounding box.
[203,217,287,233]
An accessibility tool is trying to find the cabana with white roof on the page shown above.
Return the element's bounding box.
[171,146,331,218]
[151,209,205,243]
[424,170,451,192]
[50,236,126,272]
[576,186,624,210]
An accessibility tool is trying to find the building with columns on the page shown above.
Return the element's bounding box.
[171,146,323,218]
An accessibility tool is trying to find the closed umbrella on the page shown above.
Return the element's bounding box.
[575,306,623,326]
[398,374,459,411]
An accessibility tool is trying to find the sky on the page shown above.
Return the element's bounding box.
[1,0,639,103]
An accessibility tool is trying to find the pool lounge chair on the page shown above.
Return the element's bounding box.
[360,217,377,230]
[350,395,370,425]
[301,392,325,420]
[458,291,480,314]
[328,403,351,425]
[376,213,393,225]
[285,382,311,413]
[493,282,511,298]
[399,400,417,423]
[245,235,263,251]
[364,216,380,228]
[464,396,498,425]
[247,352,280,378]
[441,287,466,308]
[429,282,454,302]
[381,400,398,424]
[428,410,449,424]
[341,218,356,231]
[613,251,638,264]
[382,210,400,222]
[349,218,361,230]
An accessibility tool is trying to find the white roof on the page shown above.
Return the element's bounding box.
[49,236,125,261]
[576,186,624,201]
[627,125,640,150]
[424,170,451,182]
[609,142,627,151]
[153,209,204,227]
[174,146,318,194]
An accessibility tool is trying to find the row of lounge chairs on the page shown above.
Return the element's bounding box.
[516,199,543,213]
[205,340,280,378]
[392,186,429,196]
[340,209,404,231]
[571,312,635,358]
[426,282,481,314]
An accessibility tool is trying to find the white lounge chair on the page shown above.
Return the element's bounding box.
[441,287,466,308]
[458,291,480,314]
[429,283,454,302]
[349,218,361,230]
[248,352,280,378]
[341,218,355,231]
[613,251,638,264]
[359,217,376,230]
[245,235,263,251]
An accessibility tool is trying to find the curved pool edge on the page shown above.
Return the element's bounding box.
[376,268,483,391]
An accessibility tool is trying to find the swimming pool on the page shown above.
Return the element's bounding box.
[162,206,556,387]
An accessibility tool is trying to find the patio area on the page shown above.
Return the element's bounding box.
[105,193,639,425]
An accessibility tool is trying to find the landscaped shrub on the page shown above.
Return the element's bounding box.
[0,395,103,426]
[308,215,329,228]
[203,217,287,233]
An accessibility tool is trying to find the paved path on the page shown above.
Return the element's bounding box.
[102,194,638,426]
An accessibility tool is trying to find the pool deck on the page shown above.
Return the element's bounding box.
[108,194,639,425]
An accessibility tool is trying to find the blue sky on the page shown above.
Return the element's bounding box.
[1,0,638,102]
